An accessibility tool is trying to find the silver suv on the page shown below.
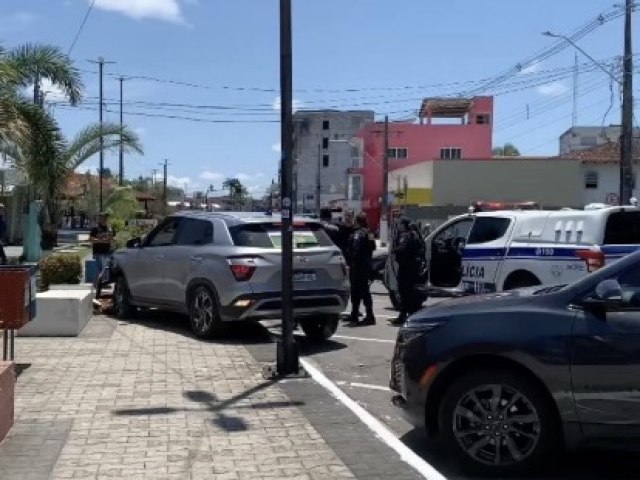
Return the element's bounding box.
[111,211,349,341]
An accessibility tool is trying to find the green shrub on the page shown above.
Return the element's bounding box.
[110,218,126,233]
[40,253,82,286]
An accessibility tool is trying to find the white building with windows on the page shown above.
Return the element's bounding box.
[559,125,640,155]
[292,110,374,214]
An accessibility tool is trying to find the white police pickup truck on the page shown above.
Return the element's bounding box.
[385,205,640,300]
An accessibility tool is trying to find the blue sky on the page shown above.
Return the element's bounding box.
[0,0,635,196]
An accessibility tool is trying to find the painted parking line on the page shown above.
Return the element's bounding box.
[332,335,395,344]
[336,381,391,392]
[301,358,446,480]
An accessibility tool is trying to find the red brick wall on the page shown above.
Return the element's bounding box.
[0,362,15,443]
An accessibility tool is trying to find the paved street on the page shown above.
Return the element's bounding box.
[4,283,640,479]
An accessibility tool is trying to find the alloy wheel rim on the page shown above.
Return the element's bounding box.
[452,383,541,467]
[192,290,214,332]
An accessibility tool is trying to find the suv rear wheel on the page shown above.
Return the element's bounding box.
[438,369,559,476]
[300,314,339,342]
[189,285,223,338]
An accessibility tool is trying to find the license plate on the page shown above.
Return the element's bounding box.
[293,272,316,282]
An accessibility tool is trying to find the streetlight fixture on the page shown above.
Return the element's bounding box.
[541,31,620,83]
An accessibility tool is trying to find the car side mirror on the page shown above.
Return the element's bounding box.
[126,237,142,249]
[585,279,623,312]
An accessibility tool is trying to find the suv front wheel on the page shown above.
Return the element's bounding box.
[189,285,223,338]
[300,315,339,342]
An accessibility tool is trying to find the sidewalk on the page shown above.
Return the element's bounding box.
[0,315,355,480]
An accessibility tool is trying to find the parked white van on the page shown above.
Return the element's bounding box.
[385,205,640,301]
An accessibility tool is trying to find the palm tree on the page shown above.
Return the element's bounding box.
[223,177,248,209]
[0,116,143,230]
[492,143,521,156]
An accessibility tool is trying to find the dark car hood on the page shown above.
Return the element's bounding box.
[409,285,561,323]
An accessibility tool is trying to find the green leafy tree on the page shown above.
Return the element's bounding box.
[223,177,248,209]
[492,143,521,156]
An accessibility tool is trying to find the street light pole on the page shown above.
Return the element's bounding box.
[543,25,634,204]
[277,0,299,376]
[316,143,322,216]
[620,0,634,205]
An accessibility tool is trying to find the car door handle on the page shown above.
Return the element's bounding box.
[190,255,203,262]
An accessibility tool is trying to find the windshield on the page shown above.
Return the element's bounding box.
[229,222,334,249]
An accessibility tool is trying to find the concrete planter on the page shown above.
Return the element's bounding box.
[18,289,93,337]
[0,362,15,443]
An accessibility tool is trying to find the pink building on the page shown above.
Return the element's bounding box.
[348,96,494,230]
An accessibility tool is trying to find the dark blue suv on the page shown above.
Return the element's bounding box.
[391,250,640,476]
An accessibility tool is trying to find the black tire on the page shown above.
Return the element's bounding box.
[503,272,541,291]
[300,314,339,342]
[113,276,135,319]
[188,285,223,339]
[389,290,402,310]
[438,369,560,477]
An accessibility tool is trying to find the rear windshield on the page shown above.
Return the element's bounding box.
[229,222,334,249]
[604,212,640,244]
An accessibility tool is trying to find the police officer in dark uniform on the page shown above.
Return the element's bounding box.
[391,217,425,326]
[347,213,376,326]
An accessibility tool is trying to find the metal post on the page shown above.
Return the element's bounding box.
[277,0,299,376]
[620,0,634,205]
[381,116,390,244]
[119,76,124,186]
[98,58,104,212]
[316,143,322,216]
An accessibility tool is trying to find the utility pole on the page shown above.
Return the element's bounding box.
[151,169,157,188]
[620,0,634,205]
[88,57,115,212]
[316,143,322,216]
[381,115,390,246]
[160,160,169,215]
[277,0,299,376]
[572,52,578,127]
[118,76,125,186]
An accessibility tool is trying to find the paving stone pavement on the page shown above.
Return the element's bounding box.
[0,316,356,480]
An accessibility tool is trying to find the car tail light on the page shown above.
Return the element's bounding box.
[576,248,605,273]
[228,261,256,281]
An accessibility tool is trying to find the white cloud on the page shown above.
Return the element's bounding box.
[520,61,542,75]
[271,142,281,153]
[272,96,304,112]
[236,172,264,183]
[199,171,224,182]
[40,78,67,102]
[134,127,146,136]
[93,0,190,24]
[537,81,569,96]
[166,174,190,188]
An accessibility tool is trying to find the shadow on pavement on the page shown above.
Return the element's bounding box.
[113,381,304,432]
[401,428,640,480]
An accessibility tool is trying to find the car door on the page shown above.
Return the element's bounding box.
[163,218,214,307]
[128,217,182,302]
[571,264,640,438]
[428,217,474,288]
[462,216,513,293]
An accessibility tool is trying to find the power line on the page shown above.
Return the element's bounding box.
[68,0,97,55]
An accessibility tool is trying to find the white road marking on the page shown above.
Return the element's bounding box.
[336,381,391,392]
[332,335,395,344]
[300,357,446,480]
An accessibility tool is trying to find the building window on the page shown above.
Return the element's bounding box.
[322,120,330,130]
[306,194,314,201]
[323,154,330,168]
[348,175,362,201]
[387,148,408,159]
[322,137,329,149]
[585,171,598,189]
[476,114,491,125]
[440,148,462,160]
